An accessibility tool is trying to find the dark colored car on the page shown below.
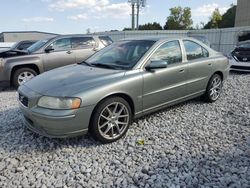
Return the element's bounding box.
[229,40,250,72]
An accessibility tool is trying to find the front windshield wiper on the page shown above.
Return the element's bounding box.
[78,61,92,67]
[91,63,118,70]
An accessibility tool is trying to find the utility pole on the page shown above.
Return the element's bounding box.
[131,2,135,30]
[128,0,146,30]
[136,2,139,30]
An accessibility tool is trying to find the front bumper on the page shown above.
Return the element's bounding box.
[18,85,95,138]
[229,59,250,72]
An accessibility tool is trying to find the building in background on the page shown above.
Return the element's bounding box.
[0,31,58,42]
[235,0,250,27]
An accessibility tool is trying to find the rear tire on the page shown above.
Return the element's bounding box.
[12,68,37,89]
[203,74,223,103]
[89,97,132,143]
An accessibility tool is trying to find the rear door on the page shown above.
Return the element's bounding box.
[71,37,97,63]
[42,37,75,71]
[142,40,188,111]
[183,40,212,95]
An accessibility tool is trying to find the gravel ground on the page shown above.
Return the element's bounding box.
[0,72,249,188]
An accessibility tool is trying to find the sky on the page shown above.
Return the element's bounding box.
[0,0,237,34]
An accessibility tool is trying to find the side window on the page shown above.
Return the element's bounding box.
[50,38,71,51]
[184,40,209,61]
[99,36,113,46]
[151,40,182,65]
[71,37,96,49]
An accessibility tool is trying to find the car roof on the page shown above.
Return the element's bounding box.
[120,36,199,42]
[53,34,109,38]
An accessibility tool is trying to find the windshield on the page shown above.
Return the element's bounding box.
[86,40,155,70]
[10,42,19,50]
[27,38,53,53]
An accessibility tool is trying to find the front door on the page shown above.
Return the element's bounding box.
[43,37,75,71]
[142,40,188,111]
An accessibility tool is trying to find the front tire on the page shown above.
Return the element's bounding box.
[203,74,223,103]
[12,68,37,89]
[90,97,132,143]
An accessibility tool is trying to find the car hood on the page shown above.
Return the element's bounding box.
[0,49,28,58]
[23,64,126,96]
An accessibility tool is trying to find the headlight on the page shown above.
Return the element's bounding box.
[38,96,81,110]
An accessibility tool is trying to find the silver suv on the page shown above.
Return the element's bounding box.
[0,35,113,89]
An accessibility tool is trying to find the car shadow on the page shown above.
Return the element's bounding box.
[0,97,205,155]
[0,86,15,92]
[230,70,250,75]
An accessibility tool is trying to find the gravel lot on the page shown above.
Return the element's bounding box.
[0,72,249,188]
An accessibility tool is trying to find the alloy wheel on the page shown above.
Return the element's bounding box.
[209,76,222,101]
[98,102,129,140]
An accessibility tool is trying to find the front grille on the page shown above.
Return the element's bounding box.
[231,65,250,71]
[19,93,29,107]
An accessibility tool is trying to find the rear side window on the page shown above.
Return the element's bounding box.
[99,36,113,46]
[184,40,209,60]
[50,38,71,51]
[71,37,96,49]
[151,40,182,65]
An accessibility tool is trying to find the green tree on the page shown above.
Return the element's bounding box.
[164,7,193,30]
[219,5,236,28]
[204,8,222,29]
[138,22,163,30]
[123,28,132,31]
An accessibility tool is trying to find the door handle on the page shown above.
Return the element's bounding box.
[66,50,72,54]
[179,69,184,73]
[208,63,212,66]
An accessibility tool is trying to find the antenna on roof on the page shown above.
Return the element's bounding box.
[128,0,146,30]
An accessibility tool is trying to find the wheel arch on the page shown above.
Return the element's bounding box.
[213,71,224,80]
[10,64,40,83]
[88,92,135,128]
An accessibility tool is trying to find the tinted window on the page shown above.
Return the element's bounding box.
[184,40,209,60]
[99,36,113,46]
[72,37,95,49]
[27,38,52,53]
[50,38,71,51]
[17,42,34,50]
[151,40,182,65]
[86,40,155,70]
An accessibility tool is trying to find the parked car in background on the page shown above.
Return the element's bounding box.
[0,35,113,88]
[0,40,38,59]
[228,40,250,72]
[11,40,37,51]
[188,34,211,47]
[18,37,229,143]
[0,42,15,52]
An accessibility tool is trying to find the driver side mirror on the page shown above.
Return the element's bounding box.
[145,60,168,71]
[45,46,54,53]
